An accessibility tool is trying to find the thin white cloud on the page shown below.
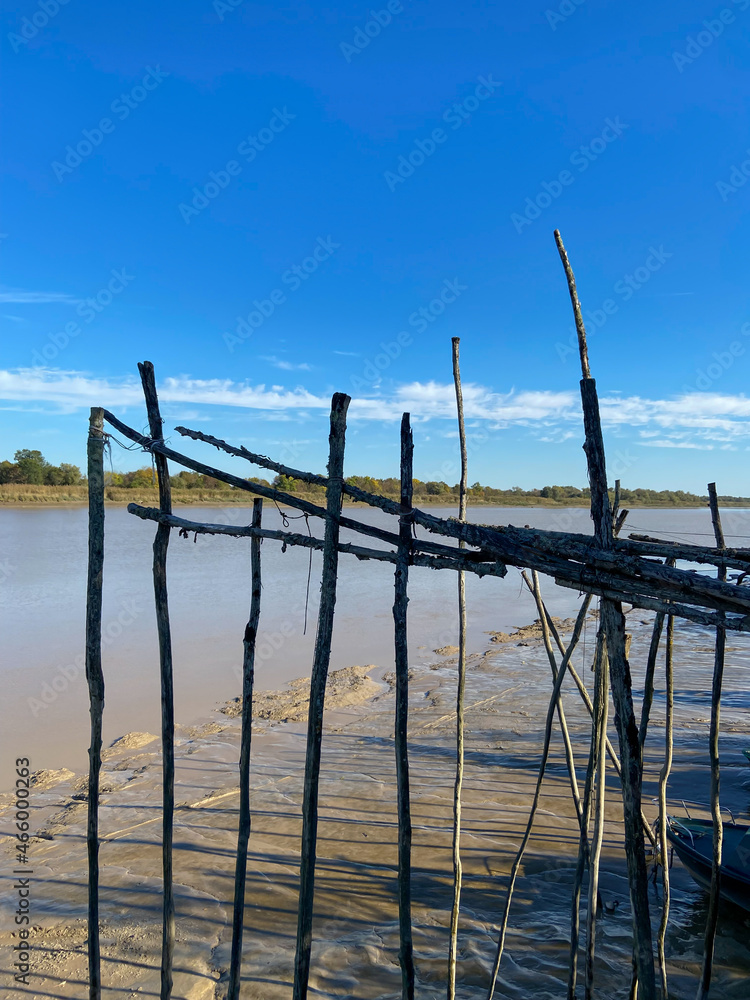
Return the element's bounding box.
[259,355,313,371]
[0,288,79,305]
[4,369,750,449]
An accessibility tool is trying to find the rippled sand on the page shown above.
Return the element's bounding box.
[2,614,749,999]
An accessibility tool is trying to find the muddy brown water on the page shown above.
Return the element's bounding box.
[2,506,749,997]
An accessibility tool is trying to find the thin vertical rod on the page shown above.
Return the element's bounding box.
[485,598,591,1000]
[228,498,263,1000]
[293,393,349,1000]
[584,630,609,1000]
[554,230,655,1000]
[448,338,468,1000]
[656,613,674,998]
[137,361,175,1000]
[394,412,415,1000]
[567,625,604,1000]
[525,570,584,829]
[697,483,726,1000]
[85,406,105,1000]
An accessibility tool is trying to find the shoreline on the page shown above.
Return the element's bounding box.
[3,496,747,509]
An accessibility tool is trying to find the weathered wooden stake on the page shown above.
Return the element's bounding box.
[228,498,263,1000]
[137,361,175,1000]
[554,231,655,1000]
[394,412,416,1000]
[567,625,603,1000]
[85,406,106,1000]
[448,338,468,1000]
[293,393,349,1000]
[656,612,674,998]
[697,483,727,1000]
[585,628,610,1000]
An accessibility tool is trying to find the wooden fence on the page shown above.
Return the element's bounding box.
[82,233,748,1000]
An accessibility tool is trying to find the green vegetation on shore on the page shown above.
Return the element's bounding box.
[3,452,749,507]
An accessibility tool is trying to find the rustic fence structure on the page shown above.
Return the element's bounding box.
[82,232,748,1000]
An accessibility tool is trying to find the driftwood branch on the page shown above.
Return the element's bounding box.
[228,498,263,1000]
[103,409,750,624]
[85,407,105,1000]
[125,505,507,580]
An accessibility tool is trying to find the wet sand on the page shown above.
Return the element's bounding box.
[1,616,749,999]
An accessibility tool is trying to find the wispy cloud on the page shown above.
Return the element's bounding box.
[4,368,750,449]
[0,288,79,305]
[259,355,313,371]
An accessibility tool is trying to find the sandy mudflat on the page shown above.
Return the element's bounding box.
[2,618,750,999]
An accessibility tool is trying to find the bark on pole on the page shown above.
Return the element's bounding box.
[448,338,468,1000]
[567,626,603,1000]
[228,498,263,1000]
[137,361,175,1000]
[554,231,655,1000]
[85,406,106,1000]
[585,631,610,1000]
[656,613,674,999]
[293,393,349,1000]
[394,412,416,1000]
[697,483,727,1000]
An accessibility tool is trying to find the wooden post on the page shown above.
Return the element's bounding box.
[293,393,349,1000]
[85,406,106,1000]
[228,498,263,1000]
[448,339,468,1000]
[394,412,416,1000]
[137,362,175,1000]
[554,231,655,1000]
[697,483,726,1000]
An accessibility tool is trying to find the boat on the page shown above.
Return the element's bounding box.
[665,815,750,913]
[743,749,750,764]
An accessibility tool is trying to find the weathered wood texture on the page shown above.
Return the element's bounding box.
[657,613,674,999]
[228,498,263,1000]
[394,413,415,1000]
[486,597,592,999]
[85,407,106,1000]
[554,233,655,1000]
[697,483,727,1000]
[103,408,750,626]
[137,361,176,1000]
[585,629,609,1000]
[126,505,507,579]
[293,393,349,1000]
[448,338,468,1000]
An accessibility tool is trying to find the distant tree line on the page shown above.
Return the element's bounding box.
[0,450,84,485]
[3,452,746,505]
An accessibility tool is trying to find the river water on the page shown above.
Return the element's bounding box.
[3,504,750,788]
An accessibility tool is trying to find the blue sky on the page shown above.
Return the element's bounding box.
[2,0,750,492]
